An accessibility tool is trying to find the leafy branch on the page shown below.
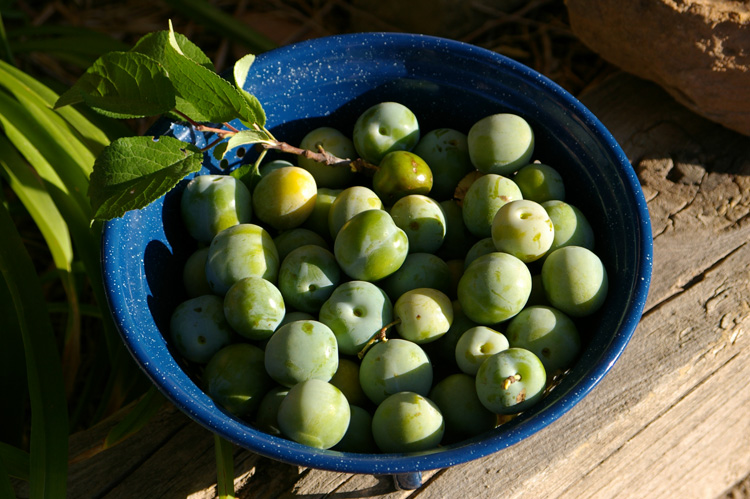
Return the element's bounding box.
[54,22,374,222]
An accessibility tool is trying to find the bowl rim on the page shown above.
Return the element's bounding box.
[102,31,653,474]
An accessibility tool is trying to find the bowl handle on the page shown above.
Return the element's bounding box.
[393,471,423,490]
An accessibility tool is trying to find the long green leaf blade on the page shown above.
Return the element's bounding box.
[215,435,236,499]
[0,89,92,216]
[0,204,69,499]
[0,59,117,155]
[88,135,203,220]
[0,442,30,481]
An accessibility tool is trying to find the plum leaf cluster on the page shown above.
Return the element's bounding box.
[54,23,271,221]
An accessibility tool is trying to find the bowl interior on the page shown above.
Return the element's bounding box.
[102,32,652,474]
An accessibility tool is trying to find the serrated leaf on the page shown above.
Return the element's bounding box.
[89,135,203,220]
[131,29,215,72]
[54,51,176,119]
[131,30,264,125]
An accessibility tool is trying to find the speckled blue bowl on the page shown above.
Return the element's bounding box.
[101,33,652,479]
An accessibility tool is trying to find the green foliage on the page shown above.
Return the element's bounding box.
[53,24,272,221]
[88,136,203,220]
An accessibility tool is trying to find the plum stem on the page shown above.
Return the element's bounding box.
[357,319,401,359]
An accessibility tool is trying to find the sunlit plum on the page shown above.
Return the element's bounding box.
[333,209,408,282]
[352,101,420,164]
[467,113,534,175]
[297,127,357,188]
[180,174,252,243]
[205,223,279,294]
[252,166,317,230]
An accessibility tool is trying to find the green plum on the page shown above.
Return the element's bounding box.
[329,358,368,408]
[393,288,453,344]
[505,305,581,374]
[252,166,318,230]
[352,101,420,164]
[389,194,446,253]
[182,247,211,298]
[455,326,509,375]
[203,343,272,417]
[223,276,285,341]
[180,174,252,243]
[491,199,555,263]
[429,373,496,440]
[303,187,342,239]
[297,126,357,188]
[475,347,546,415]
[273,228,328,262]
[327,185,383,239]
[318,280,393,356]
[467,113,534,175]
[461,173,523,238]
[513,163,565,203]
[372,151,433,205]
[205,223,279,295]
[379,252,452,302]
[333,209,409,282]
[371,391,444,454]
[277,379,350,449]
[542,200,595,253]
[254,385,289,436]
[359,338,432,405]
[457,252,532,324]
[170,295,233,364]
[263,319,339,387]
[541,246,608,317]
[278,244,341,314]
[334,405,377,453]
[413,128,473,201]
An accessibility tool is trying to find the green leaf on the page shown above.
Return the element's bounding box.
[224,129,271,155]
[89,135,203,220]
[0,442,30,481]
[131,30,264,125]
[103,386,165,449]
[233,54,266,128]
[233,53,255,90]
[0,204,69,498]
[131,29,215,72]
[215,434,236,499]
[0,59,114,155]
[54,51,176,119]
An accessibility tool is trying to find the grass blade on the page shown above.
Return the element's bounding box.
[0,134,81,398]
[162,0,277,53]
[215,434,236,499]
[0,442,30,481]
[0,10,13,63]
[0,203,69,498]
[0,59,127,153]
[0,268,27,450]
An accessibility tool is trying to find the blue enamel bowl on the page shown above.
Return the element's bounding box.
[101,33,652,476]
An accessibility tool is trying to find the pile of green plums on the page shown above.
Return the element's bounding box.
[170,101,608,454]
